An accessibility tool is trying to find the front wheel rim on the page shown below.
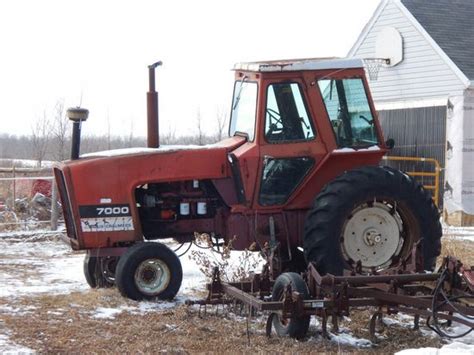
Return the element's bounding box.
[101,257,118,283]
[134,259,171,296]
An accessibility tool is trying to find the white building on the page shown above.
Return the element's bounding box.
[349,0,474,225]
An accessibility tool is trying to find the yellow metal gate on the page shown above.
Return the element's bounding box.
[381,156,441,207]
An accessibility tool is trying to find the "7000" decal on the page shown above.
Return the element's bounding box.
[79,204,134,232]
[79,204,131,218]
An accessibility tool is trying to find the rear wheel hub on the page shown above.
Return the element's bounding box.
[341,201,404,270]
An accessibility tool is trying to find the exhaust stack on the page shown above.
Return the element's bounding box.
[67,107,89,160]
[147,61,162,148]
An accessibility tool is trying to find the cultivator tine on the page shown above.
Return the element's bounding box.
[246,304,251,345]
[369,311,383,341]
[321,310,329,338]
[413,314,420,330]
[331,313,339,333]
[266,313,276,337]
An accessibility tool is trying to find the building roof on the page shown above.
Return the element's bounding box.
[401,0,474,80]
[233,57,364,72]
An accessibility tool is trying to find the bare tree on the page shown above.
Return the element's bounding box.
[215,106,228,142]
[106,110,111,150]
[196,108,204,145]
[161,121,177,145]
[128,118,134,148]
[31,111,51,167]
[51,99,70,161]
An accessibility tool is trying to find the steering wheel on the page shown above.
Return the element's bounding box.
[359,115,373,125]
[267,108,282,124]
[266,108,283,135]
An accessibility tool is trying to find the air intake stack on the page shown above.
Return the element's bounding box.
[67,107,89,160]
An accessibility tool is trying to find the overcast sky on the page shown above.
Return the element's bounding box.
[0,0,379,138]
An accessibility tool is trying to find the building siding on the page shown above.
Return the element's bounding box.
[351,0,465,103]
[378,106,446,207]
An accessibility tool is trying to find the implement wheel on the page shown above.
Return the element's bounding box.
[304,166,442,275]
[271,272,310,339]
[116,242,182,301]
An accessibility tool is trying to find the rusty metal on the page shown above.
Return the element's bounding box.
[147,61,162,148]
[463,267,474,292]
[190,255,474,340]
[369,311,383,341]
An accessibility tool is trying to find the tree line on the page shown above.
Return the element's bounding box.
[0,101,228,167]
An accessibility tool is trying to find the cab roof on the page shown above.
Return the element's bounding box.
[233,57,364,73]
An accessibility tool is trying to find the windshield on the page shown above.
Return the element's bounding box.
[318,78,379,148]
[229,80,258,141]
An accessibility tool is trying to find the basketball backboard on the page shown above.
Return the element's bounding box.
[375,27,403,66]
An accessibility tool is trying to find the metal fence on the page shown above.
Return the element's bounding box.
[0,167,61,232]
[381,156,441,207]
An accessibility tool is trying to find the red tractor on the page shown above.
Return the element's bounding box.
[54,58,441,301]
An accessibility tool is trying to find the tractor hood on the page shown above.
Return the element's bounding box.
[56,135,246,209]
[54,136,246,249]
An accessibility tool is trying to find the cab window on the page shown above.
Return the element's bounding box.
[265,83,315,143]
[229,80,258,141]
[259,157,314,205]
[318,78,378,148]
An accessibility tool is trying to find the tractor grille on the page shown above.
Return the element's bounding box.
[54,168,77,240]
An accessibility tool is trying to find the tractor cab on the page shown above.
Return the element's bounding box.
[230,58,383,149]
[224,58,386,210]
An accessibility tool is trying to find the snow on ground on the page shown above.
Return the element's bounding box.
[443,223,474,242]
[328,332,372,348]
[396,342,474,355]
[0,332,34,354]
[0,233,263,351]
[0,239,86,297]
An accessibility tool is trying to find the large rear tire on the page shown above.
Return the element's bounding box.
[116,242,183,301]
[271,272,310,339]
[303,166,442,275]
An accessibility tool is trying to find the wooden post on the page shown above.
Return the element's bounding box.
[12,165,16,210]
[50,180,59,231]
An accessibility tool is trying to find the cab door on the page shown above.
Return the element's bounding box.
[256,78,328,209]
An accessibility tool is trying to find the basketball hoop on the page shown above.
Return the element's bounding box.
[363,58,390,81]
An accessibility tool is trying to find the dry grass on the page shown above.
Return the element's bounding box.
[0,235,471,353]
[439,237,474,266]
[1,289,445,354]
[0,285,447,353]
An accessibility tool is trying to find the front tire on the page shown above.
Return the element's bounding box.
[303,166,442,275]
[116,242,183,301]
[83,255,117,288]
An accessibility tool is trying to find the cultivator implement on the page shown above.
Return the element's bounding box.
[188,254,474,340]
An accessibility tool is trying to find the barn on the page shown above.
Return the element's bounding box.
[348,0,474,226]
